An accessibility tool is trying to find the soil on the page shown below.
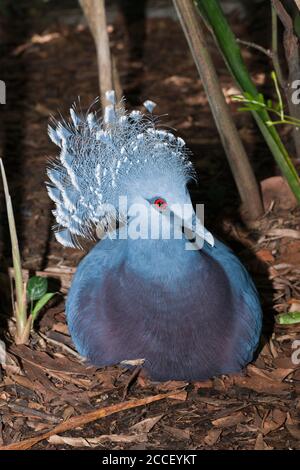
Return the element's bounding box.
[0,0,299,450]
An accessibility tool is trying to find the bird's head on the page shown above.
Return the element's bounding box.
[121,169,214,247]
[47,92,213,248]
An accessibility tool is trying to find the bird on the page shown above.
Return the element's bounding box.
[46,91,262,381]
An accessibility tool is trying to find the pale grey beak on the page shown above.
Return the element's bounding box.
[171,202,214,248]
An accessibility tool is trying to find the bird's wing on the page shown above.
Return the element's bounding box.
[202,238,262,357]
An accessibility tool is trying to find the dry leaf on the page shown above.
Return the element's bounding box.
[262,409,286,435]
[168,391,187,401]
[0,390,181,450]
[26,422,50,432]
[286,413,300,440]
[254,433,273,450]
[261,176,297,211]
[155,381,188,392]
[212,412,245,428]
[52,323,69,335]
[164,425,190,441]
[236,423,258,433]
[120,358,145,367]
[233,365,292,395]
[63,406,75,421]
[267,229,300,240]
[48,433,147,447]
[193,379,213,390]
[10,344,93,376]
[248,364,293,382]
[289,301,300,313]
[256,249,275,263]
[204,428,222,446]
[130,414,163,434]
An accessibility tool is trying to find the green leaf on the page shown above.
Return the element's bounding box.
[231,94,245,102]
[27,276,48,302]
[31,292,55,322]
[275,311,300,325]
[267,99,273,108]
[243,92,254,100]
[238,107,252,112]
[257,93,265,104]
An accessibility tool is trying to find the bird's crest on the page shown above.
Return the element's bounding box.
[46,91,194,248]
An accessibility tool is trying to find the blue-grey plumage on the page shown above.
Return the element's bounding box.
[66,228,262,381]
[47,91,262,381]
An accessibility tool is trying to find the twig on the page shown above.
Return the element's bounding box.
[122,366,142,401]
[236,39,272,58]
[8,404,60,424]
[0,391,182,450]
[37,332,83,360]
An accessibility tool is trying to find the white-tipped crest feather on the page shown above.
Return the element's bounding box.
[47,93,194,248]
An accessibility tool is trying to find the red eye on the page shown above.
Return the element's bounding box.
[154,198,167,210]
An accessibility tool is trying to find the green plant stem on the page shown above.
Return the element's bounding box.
[233,95,300,126]
[195,0,300,204]
[0,159,26,338]
[31,292,55,322]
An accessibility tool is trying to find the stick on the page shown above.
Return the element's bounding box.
[236,39,272,58]
[0,391,181,450]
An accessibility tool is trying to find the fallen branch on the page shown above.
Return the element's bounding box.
[0,391,182,450]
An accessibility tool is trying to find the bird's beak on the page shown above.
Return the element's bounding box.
[171,202,214,249]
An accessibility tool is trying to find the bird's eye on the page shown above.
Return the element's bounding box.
[153,197,167,211]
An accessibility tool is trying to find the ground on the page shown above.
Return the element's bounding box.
[0,0,300,450]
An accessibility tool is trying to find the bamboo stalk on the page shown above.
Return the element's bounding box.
[79,0,122,108]
[195,0,300,204]
[173,0,263,220]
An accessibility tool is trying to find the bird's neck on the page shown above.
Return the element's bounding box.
[126,235,200,280]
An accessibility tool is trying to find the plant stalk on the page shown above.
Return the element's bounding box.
[79,0,122,109]
[173,0,264,220]
[0,159,26,339]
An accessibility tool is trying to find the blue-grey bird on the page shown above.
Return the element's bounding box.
[46,91,262,381]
